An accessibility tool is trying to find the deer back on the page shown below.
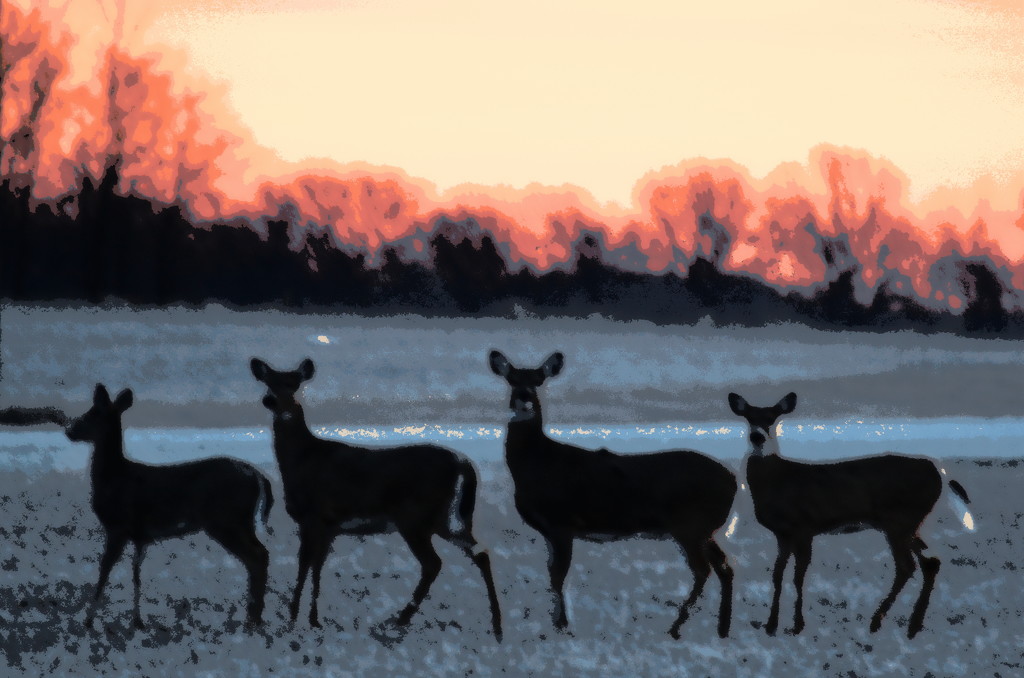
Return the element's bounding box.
[747,454,943,535]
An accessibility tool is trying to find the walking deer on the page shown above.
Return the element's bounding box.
[728,391,972,638]
[488,350,738,638]
[64,385,273,630]
[250,357,502,640]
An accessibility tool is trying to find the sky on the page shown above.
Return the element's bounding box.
[6,0,1024,304]
[143,0,1024,208]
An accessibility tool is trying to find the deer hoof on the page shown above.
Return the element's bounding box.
[869,616,883,633]
[370,620,409,648]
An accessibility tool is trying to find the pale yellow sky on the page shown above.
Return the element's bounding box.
[146,0,1024,208]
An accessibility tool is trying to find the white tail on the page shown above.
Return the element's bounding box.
[952,496,976,532]
[724,512,741,541]
[940,468,976,532]
[255,476,274,537]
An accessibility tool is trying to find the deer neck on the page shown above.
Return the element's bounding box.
[505,396,547,461]
[269,405,319,465]
[89,421,129,482]
[745,448,786,488]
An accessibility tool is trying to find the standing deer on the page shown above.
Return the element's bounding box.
[250,357,502,640]
[64,384,273,630]
[728,391,972,638]
[489,350,738,638]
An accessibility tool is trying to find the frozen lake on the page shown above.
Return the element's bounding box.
[2,415,1023,474]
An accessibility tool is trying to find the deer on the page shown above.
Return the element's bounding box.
[64,384,273,630]
[249,357,503,640]
[488,350,738,639]
[727,391,973,639]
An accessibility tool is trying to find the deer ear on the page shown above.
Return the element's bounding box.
[489,350,512,377]
[298,358,315,382]
[113,389,134,413]
[776,392,797,415]
[94,384,111,407]
[727,393,747,416]
[250,358,270,382]
[541,352,564,378]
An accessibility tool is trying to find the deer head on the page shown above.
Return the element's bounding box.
[65,384,133,443]
[489,351,564,422]
[251,358,315,422]
[728,392,796,457]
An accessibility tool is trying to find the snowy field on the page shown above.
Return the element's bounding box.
[3,304,1024,427]
[0,458,1019,677]
[1,305,1023,675]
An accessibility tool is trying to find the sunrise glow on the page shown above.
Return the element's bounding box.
[5,0,1024,306]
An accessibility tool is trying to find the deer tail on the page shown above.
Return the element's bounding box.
[943,474,975,532]
[256,472,274,537]
[948,479,970,504]
[454,457,479,535]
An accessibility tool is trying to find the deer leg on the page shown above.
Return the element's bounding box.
[447,532,503,641]
[86,534,127,626]
[306,534,331,629]
[209,526,270,627]
[544,535,574,630]
[668,537,711,640]
[290,528,314,625]
[766,536,792,635]
[131,542,147,630]
[705,539,734,638]
[908,538,940,639]
[245,536,270,627]
[396,529,442,626]
[788,538,812,635]
[871,532,916,633]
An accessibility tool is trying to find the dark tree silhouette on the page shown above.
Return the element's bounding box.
[0,163,1021,337]
[961,261,1008,334]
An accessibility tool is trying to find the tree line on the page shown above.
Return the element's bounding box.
[0,165,1018,337]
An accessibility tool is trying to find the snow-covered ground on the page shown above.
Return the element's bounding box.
[0,458,1018,677]
[3,304,1024,428]
[1,304,1022,675]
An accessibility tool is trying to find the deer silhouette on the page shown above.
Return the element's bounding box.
[250,357,502,640]
[489,350,737,638]
[728,391,973,638]
[65,384,272,630]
